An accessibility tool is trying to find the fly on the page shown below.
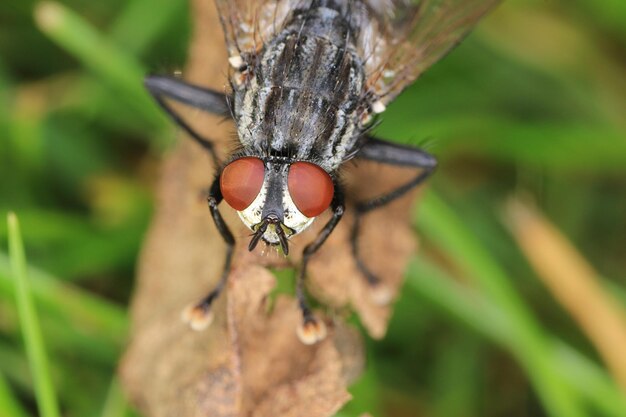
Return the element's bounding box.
[145,0,500,344]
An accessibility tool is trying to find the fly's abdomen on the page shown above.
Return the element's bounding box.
[234,3,367,171]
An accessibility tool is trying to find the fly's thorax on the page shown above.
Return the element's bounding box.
[230,3,373,173]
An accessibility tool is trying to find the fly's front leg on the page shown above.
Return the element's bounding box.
[296,187,345,345]
[182,175,235,331]
[144,75,231,167]
[352,136,437,303]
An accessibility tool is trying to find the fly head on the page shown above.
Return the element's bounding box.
[220,156,334,255]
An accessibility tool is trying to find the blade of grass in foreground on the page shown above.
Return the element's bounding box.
[64,0,187,140]
[415,192,587,417]
[407,256,626,417]
[101,378,128,417]
[109,0,186,54]
[0,372,28,417]
[34,1,166,131]
[0,253,127,347]
[8,212,61,417]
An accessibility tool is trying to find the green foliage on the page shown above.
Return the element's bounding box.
[8,213,59,417]
[0,0,624,416]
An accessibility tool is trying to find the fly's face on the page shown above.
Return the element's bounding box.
[219,156,334,254]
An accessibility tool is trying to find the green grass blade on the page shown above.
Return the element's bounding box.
[60,0,187,139]
[0,344,32,392]
[109,0,186,54]
[406,257,510,345]
[34,1,167,131]
[101,378,128,417]
[407,256,626,417]
[0,371,28,417]
[415,192,588,417]
[551,341,626,416]
[0,253,127,347]
[7,212,61,417]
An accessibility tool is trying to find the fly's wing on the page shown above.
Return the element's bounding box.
[214,0,500,102]
[213,0,305,57]
[363,0,501,106]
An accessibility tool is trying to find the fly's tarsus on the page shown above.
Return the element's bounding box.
[294,191,345,343]
[182,178,235,332]
[296,315,328,345]
[181,302,215,331]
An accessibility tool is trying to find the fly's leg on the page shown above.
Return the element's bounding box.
[182,175,235,331]
[351,136,437,304]
[296,187,345,345]
[144,75,231,167]
[145,75,230,115]
[145,76,235,328]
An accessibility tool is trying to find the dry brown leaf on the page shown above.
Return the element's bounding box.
[121,0,425,415]
[122,262,359,417]
[228,266,355,417]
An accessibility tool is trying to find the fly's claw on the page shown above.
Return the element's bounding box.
[181,303,215,331]
[369,282,393,306]
[296,315,327,345]
[359,266,393,306]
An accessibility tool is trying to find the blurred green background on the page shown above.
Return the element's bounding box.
[1,0,625,416]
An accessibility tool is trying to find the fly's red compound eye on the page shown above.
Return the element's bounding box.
[220,157,265,210]
[287,162,334,217]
